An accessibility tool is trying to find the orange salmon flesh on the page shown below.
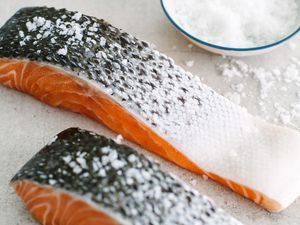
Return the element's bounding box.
[0,58,282,212]
[13,180,121,225]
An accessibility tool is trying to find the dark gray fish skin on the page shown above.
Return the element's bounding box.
[0,6,206,136]
[0,7,157,90]
[11,128,241,225]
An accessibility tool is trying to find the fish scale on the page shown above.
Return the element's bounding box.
[11,128,242,225]
[0,7,300,212]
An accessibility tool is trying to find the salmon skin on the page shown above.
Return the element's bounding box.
[11,128,242,225]
[1,7,300,212]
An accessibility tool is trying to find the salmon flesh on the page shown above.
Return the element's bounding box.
[1,7,300,212]
[11,128,242,225]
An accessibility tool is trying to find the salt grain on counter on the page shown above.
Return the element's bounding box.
[185,60,194,68]
[216,57,300,129]
[170,0,299,47]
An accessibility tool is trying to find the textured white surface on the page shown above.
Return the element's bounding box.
[165,0,299,47]
[0,1,300,225]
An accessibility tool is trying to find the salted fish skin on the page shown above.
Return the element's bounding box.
[11,128,242,225]
[1,7,300,212]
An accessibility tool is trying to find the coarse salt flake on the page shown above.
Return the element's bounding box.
[57,46,68,55]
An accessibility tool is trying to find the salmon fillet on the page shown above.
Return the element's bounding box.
[1,7,300,212]
[11,128,242,225]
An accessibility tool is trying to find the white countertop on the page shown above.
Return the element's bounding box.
[0,1,299,225]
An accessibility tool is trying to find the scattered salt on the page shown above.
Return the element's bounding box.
[170,0,299,47]
[216,57,300,128]
[185,60,194,68]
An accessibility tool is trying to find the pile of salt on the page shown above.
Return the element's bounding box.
[170,0,299,48]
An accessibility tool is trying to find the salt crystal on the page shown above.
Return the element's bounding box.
[26,21,37,32]
[19,41,26,46]
[100,37,106,47]
[72,12,82,21]
[89,26,98,32]
[111,160,125,169]
[73,165,82,174]
[57,46,68,55]
[36,34,42,39]
[99,168,106,177]
[49,179,56,185]
[171,0,299,47]
[108,150,118,162]
[75,32,83,41]
[101,146,110,154]
[185,60,194,68]
[62,155,72,163]
[19,31,24,38]
[35,17,46,27]
[114,134,123,144]
[128,154,137,163]
[121,59,128,66]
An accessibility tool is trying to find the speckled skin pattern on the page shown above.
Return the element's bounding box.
[2,7,300,212]
[11,128,241,225]
[0,7,227,140]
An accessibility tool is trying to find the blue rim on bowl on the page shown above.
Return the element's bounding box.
[160,0,300,53]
